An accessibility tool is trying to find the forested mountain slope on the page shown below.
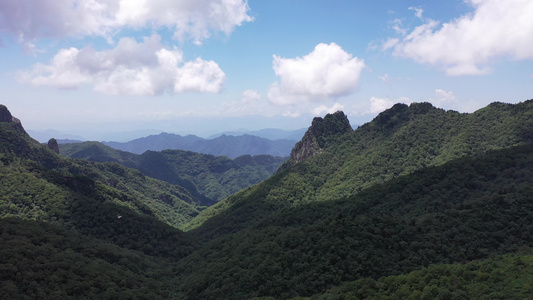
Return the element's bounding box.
[0,105,200,297]
[187,101,533,236]
[2,102,533,299]
[60,141,286,204]
[103,132,296,158]
[175,144,533,299]
[0,105,202,233]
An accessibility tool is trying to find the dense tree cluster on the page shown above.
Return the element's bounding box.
[0,218,176,299]
[315,250,533,300]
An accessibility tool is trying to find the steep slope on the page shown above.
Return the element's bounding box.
[187,100,533,235]
[103,132,296,158]
[175,144,533,299]
[60,141,286,204]
[0,105,201,235]
[0,106,204,298]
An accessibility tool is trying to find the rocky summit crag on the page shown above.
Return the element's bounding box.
[281,110,352,169]
[0,104,24,131]
[47,138,60,154]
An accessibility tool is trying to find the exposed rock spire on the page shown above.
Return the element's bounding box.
[0,104,25,132]
[279,111,352,171]
[0,105,13,122]
[48,138,60,154]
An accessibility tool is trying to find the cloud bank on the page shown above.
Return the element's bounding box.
[388,0,533,75]
[18,34,225,95]
[3,0,252,95]
[268,43,365,105]
[0,0,252,45]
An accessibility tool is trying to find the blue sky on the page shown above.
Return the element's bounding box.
[1,0,532,139]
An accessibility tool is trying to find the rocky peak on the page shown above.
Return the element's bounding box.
[307,111,353,149]
[280,111,352,170]
[0,104,25,132]
[47,138,60,154]
[0,105,13,122]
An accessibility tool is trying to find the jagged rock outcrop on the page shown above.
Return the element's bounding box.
[279,111,352,171]
[0,104,25,132]
[0,105,13,122]
[47,138,60,154]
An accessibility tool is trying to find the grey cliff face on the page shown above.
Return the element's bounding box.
[279,111,352,172]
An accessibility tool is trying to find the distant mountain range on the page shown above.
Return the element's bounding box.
[27,129,85,143]
[28,128,303,158]
[102,132,297,158]
[28,128,306,144]
[208,128,307,140]
[27,128,172,143]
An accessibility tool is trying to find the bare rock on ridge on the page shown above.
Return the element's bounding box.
[47,138,60,154]
[0,104,25,132]
[0,104,14,122]
[279,111,352,171]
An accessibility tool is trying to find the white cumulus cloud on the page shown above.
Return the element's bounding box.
[388,0,533,75]
[311,102,344,116]
[268,43,365,105]
[18,34,225,95]
[369,97,396,114]
[241,89,262,103]
[0,0,252,45]
[433,89,457,107]
[367,96,411,115]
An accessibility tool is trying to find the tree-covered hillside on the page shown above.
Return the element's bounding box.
[60,141,286,204]
[313,250,533,300]
[0,217,179,299]
[187,101,533,236]
[0,105,202,232]
[0,105,198,298]
[175,144,533,299]
[2,101,533,299]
